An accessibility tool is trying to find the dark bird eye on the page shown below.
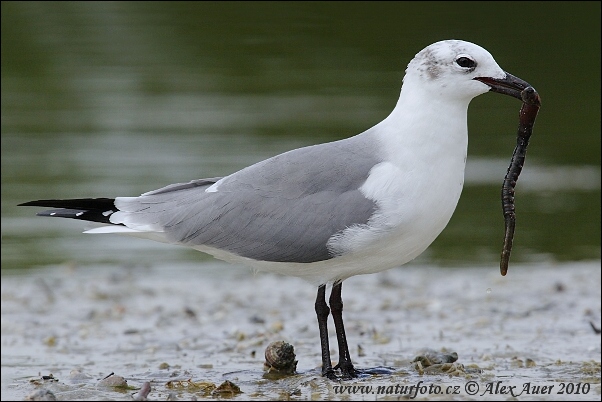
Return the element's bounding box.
[456,56,476,69]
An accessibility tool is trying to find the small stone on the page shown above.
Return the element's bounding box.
[264,341,297,374]
[212,380,242,396]
[98,374,128,387]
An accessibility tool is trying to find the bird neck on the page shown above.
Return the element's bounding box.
[393,78,473,119]
[373,83,470,170]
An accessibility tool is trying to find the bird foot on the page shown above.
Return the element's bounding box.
[323,363,394,381]
[322,368,339,381]
[333,361,361,379]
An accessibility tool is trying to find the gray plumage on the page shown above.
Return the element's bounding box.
[113,135,380,263]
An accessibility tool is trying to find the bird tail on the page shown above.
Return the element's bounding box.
[18,198,119,225]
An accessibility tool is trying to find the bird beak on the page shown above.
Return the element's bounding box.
[474,72,535,102]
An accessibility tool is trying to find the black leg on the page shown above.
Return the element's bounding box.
[315,285,337,380]
[329,281,359,379]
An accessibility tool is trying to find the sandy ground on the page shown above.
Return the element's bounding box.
[1,260,600,401]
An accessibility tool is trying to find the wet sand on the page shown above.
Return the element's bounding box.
[1,261,600,400]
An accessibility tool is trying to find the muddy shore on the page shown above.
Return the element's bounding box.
[2,261,600,400]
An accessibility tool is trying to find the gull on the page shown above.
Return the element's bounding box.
[20,39,534,380]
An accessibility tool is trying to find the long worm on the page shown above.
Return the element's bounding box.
[500,86,541,276]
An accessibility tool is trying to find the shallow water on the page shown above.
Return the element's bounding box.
[2,261,600,400]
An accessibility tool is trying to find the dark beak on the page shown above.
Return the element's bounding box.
[474,72,539,105]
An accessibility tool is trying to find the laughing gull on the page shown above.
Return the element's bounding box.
[20,39,535,380]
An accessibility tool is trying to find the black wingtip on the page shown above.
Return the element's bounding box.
[18,200,41,207]
[18,198,116,209]
[19,198,118,224]
[18,199,63,207]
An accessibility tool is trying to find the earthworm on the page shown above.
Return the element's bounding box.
[500,86,541,276]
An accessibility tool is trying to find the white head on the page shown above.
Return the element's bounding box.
[402,40,531,103]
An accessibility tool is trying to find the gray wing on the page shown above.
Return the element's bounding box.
[115,136,380,263]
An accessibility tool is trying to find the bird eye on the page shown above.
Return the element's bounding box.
[455,56,476,69]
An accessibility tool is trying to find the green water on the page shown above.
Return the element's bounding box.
[1,2,600,270]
